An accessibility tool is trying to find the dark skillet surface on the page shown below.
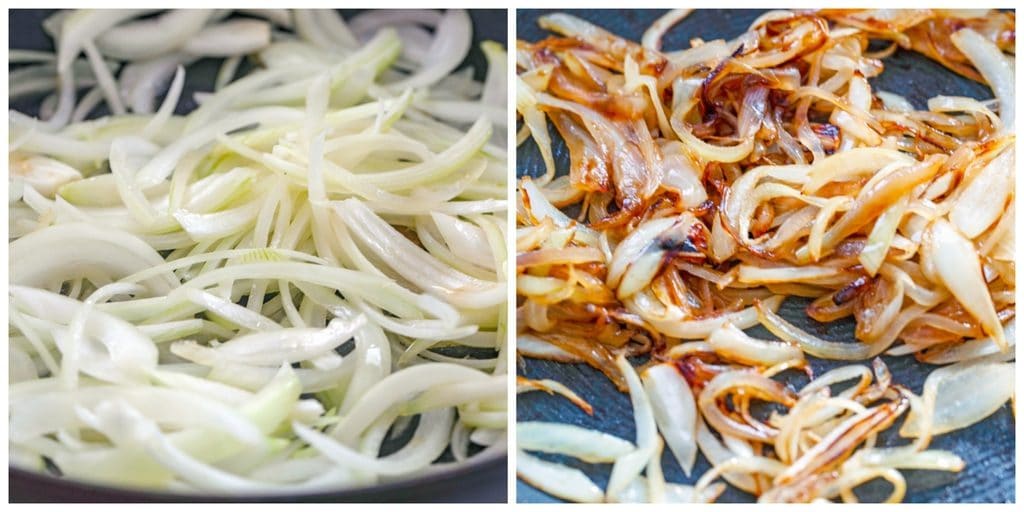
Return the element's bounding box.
[8,8,508,503]
[516,9,1014,504]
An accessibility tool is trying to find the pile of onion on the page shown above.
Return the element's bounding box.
[9,9,507,494]
[516,9,1014,503]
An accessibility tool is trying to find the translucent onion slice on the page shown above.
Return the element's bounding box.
[10,222,178,294]
[517,421,635,463]
[516,449,604,503]
[336,198,504,309]
[775,392,909,485]
[515,334,581,363]
[520,178,600,246]
[616,476,722,503]
[923,219,1006,351]
[94,9,211,60]
[607,355,658,499]
[707,322,804,367]
[802,147,914,194]
[12,286,158,385]
[756,300,889,360]
[182,20,272,58]
[388,9,471,91]
[10,154,83,198]
[694,416,757,493]
[900,360,1013,437]
[859,196,908,276]
[951,28,1015,132]
[852,447,965,472]
[171,315,366,367]
[948,146,1014,239]
[641,9,692,50]
[641,363,698,476]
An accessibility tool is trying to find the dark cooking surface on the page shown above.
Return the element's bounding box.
[516,9,1013,504]
[8,8,508,503]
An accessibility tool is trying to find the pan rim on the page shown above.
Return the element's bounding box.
[8,447,507,503]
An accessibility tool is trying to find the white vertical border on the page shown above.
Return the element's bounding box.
[505,4,518,506]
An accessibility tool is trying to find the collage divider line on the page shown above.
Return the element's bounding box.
[505,6,518,505]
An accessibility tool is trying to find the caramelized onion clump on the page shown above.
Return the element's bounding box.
[516,9,1014,503]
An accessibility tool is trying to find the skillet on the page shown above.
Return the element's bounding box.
[7,8,508,503]
[515,8,1015,503]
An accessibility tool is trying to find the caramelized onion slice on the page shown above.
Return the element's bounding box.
[516,334,582,363]
[918,319,1015,365]
[698,369,796,442]
[775,392,909,485]
[631,294,784,340]
[516,376,594,415]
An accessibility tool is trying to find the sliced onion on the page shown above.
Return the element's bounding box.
[171,315,365,367]
[853,447,964,472]
[923,219,1006,351]
[642,363,698,476]
[518,421,635,463]
[388,9,471,91]
[607,355,657,498]
[10,222,178,294]
[615,475,722,503]
[12,286,158,385]
[919,319,1015,364]
[707,322,804,367]
[756,300,890,360]
[802,148,914,194]
[948,146,1014,239]
[695,416,757,493]
[900,360,1013,437]
[641,9,693,50]
[608,214,699,299]
[94,10,211,60]
[859,196,908,276]
[516,376,593,415]
[516,450,604,503]
[875,90,915,112]
[630,294,784,340]
[698,369,796,442]
[776,393,909,484]
[9,155,83,198]
[951,28,1015,132]
[736,265,847,285]
[515,334,582,363]
[183,20,272,58]
[336,198,504,309]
